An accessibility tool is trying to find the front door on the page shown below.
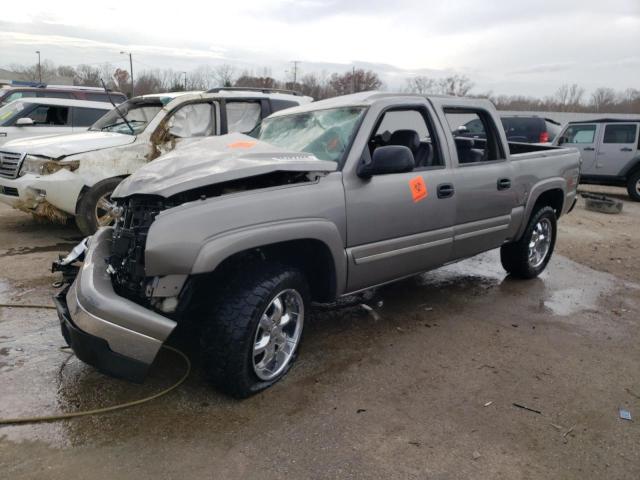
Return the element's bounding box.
[596,123,639,176]
[11,103,72,142]
[345,106,456,292]
[560,123,598,175]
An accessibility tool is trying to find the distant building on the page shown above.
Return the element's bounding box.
[0,68,73,87]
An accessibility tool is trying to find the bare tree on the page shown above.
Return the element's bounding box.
[590,87,617,113]
[550,84,585,111]
[437,75,474,96]
[74,64,102,87]
[134,71,164,95]
[235,71,279,89]
[10,60,57,83]
[405,76,437,95]
[213,64,236,88]
[328,69,382,96]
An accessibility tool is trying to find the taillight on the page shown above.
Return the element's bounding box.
[539,131,549,143]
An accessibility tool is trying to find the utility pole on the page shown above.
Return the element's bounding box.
[351,66,356,93]
[182,71,187,91]
[35,51,42,83]
[291,60,300,85]
[120,51,134,97]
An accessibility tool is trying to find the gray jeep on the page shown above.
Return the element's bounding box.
[55,92,581,397]
[555,118,640,200]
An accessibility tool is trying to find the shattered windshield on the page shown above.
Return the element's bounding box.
[90,101,163,135]
[255,107,366,163]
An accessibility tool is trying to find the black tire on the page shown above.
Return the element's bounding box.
[500,206,557,279]
[627,170,640,202]
[200,262,310,398]
[75,177,122,236]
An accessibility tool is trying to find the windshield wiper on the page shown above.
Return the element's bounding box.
[100,119,143,131]
[101,79,134,135]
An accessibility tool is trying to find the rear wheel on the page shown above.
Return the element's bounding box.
[200,262,309,398]
[626,170,640,202]
[501,206,557,279]
[75,177,122,235]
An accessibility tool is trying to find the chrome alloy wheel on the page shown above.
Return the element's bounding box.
[95,193,116,227]
[635,178,640,197]
[252,289,304,381]
[528,217,552,268]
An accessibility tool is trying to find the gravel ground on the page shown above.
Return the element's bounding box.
[0,186,638,480]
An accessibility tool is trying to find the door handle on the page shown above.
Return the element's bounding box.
[437,183,455,199]
[497,178,511,190]
[621,147,633,152]
[583,147,595,151]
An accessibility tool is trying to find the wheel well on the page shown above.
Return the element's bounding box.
[626,161,640,180]
[75,175,127,214]
[210,239,338,303]
[533,188,564,218]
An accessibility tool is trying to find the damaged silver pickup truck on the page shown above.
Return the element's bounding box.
[54,92,581,397]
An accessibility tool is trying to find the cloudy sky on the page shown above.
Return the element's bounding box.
[1,0,638,96]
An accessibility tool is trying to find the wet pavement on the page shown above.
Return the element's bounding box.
[1,202,639,479]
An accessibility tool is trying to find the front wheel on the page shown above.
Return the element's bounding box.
[627,170,640,202]
[200,262,309,398]
[75,177,122,235]
[500,206,557,279]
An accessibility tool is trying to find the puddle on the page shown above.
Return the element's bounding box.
[0,242,76,258]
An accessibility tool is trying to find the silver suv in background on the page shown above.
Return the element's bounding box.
[555,119,640,200]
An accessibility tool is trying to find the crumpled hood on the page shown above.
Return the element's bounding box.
[1,131,136,159]
[113,132,338,198]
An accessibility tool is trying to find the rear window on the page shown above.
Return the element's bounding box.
[561,124,597,144]
[72,107,108,127]
[226,102,261,133]
[501,117,543,141]
[603,124,637,144]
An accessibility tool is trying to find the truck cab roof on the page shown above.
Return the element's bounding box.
[268,91,492,117]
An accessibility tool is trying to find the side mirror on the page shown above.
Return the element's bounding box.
[358,145,415,178]
[16,117,34,127]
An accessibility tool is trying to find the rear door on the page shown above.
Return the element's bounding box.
[344,103,456,291]
[596,123,639,176]
[559,123,598,174]
[440,105,518,259]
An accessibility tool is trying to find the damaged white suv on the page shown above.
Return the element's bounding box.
[0,88,311,234]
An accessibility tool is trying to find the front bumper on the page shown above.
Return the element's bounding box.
[54,227,177,382]
[0,170,85,215]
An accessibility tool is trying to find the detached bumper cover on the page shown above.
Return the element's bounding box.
[54,290,149,382]
[54,227,177,382]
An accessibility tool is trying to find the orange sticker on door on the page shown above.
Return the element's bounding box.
[409,176,428,202]
[227,140,257,149]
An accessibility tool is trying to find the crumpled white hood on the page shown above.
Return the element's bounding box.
[1,131,136,159]
[113,132,337,198]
